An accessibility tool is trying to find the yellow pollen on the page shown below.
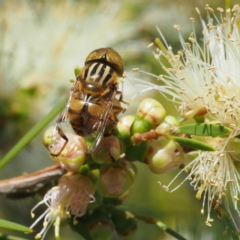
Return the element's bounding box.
[217,7,224,12]
[206,7,214,13]
[177,51,183,56]
[184,42,191,47]
[166,68,174,72]
[132,68,139,72]
[155,54,160,60]
[205,221,212,227]
[196,182,207,200]
[147,43,154,48]
[173,24,180,30]
[201,209,204,214]
[195,7,200,14]
[207,218,214,222]
[214,37,221,41]
[190,17,195,22]
[209,26,216,30]
[189,37,195,43]
[232,4,239,11]
[162,185,169,191]
[31,213,35,218]
[43,221,49,227]
[234,196,239,201]
[35,233,42,239]
[157,75,163,81]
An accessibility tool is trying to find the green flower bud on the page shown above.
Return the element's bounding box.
[42,126,55,148]
[50,133,88,172]
[122,159,137,182]
[87,209,114,240]
[98,164,134,198]
[157,115,179,131]
[131,98,166,134]
[111,214,137,240]
[103,191,129,206]
[92,136,123,164]
[116,115,135,138]
[145,137,183,174]
[125,141,149,162]
[88,191,103,211]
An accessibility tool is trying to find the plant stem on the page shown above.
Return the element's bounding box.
[106,206,188,240]
[0,99,66,170]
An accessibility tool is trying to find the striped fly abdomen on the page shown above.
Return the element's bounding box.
[50,48,125,156]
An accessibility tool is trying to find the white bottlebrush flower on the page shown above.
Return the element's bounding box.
[0,0,136,117]
[30,173,95,239]
[136,4,240,227]
[147,4,240,130]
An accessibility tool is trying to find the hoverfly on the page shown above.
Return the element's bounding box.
[0,48,126,198]
[50,48,126,156]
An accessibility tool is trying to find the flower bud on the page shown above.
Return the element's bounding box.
[145,137,183,174]
[30,173,95,239]
[157,115,179,131]
[87,209,114,240]
[88,191,103,210]
[50,132,88,172]
[58,173,95,217]
[92,136,123,164]
[103,191,129,206]
[121,159,137,182]
[130,98,166,134]
[111,214,137,240]
[98,164,135,197]
[125,141,149,162]
[116,115,135,139]
[42,126,55,148]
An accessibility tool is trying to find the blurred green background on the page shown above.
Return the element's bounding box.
[0,0,239,239]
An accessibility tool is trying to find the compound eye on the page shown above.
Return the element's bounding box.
[85,48,124,76]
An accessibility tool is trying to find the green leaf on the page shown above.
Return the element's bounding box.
[0,219,32,234]
[171,137,215,151]
[215,206,239,240]
[178,124,231,137]
[0,233,29,240]
[193,116,205,123]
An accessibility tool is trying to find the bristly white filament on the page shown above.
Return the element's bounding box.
[137,4,240,227]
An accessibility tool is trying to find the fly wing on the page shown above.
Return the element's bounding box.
[90,89,117,152]
[50,80,81,155]
[0,165,65,199]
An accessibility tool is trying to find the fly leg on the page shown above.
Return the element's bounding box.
[49,117,69,157]
[116,90,129,106]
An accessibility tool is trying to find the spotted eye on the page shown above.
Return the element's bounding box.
[85,48,124,76]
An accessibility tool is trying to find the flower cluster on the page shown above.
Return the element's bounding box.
[135,4,240,228]
[29,4,240,238]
